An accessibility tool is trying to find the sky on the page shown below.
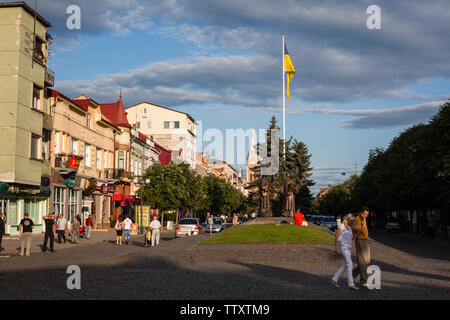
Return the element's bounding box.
[28,0,450,194]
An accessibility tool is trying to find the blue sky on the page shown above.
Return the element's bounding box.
[30,0,450,194]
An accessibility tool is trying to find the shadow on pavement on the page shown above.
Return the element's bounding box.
[369,230,450,262]
[0,254,448,300]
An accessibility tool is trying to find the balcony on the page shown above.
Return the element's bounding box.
[45,69,54,87]
[54,154,83,174]
[105,169,132,180]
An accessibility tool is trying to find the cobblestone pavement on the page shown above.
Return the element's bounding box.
[0,227,449,300]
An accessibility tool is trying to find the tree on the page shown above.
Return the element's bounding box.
[248,116,314,215]
[138,163,187,211]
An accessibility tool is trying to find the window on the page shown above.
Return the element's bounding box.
[131,157,134,175]
[86,115,90,128]
[104,151,108,169]
[68,189,79,222]
[54,132,60,154]
[119,150,125,169]
[136,122,140,129]
[8,200,18,226]
[147,121,151,129]
[54,187,65,216]
[30,134,41,159]
[61,134,65,153]
[33,36,47,65]
[71,138,78,155]
[164,121,180,129]
[24,199,40,223]
[96,149,100,169]
[42,129,50,160]
[143,108,147,117]
[32,85,41,110]
[85,144,90,167]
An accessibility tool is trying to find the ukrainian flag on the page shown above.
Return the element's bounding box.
[284,43,295,100]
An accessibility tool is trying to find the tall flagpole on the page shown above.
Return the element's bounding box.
[282,34,286,159]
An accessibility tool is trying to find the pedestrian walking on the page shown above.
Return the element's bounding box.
[19,213,34,256]
[123,215,132,245]
[0,212,5,252]
[232,213,239,226]
[56,214,67,243]
[331,214,359,290]
[352,207,371,287]
[115,217,124,245]
[85,215,93,240]
[207,213,213,236]
[150,216,161,246]
[71,216,80,244]
[42,213,56,252]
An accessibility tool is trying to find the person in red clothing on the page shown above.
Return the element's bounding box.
[294,209,305,226]
[85,215,93,240]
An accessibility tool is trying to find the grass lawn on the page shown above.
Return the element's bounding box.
[200,224,334,245]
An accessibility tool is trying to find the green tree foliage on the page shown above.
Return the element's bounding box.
[351,102,450,238]
[137,162,248,216]
[319,174,359,216]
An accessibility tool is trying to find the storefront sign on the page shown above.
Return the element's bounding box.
[64,174,77,188]
[96,184,109,194]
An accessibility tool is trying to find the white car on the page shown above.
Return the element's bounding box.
[175,218,201,237]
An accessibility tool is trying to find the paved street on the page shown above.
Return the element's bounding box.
[0,227,449,300]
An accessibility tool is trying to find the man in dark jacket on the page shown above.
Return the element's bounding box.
[0,212,5,252]
[42,213,56,252]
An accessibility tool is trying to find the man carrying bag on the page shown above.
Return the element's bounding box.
[352,207,371,287]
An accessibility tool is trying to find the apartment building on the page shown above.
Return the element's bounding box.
[0,2,53,235]
[47,91,120,228]
[126,102,197,168]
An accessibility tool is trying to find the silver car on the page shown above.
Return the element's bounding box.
[205,217,224,233]
[176,218,201,237]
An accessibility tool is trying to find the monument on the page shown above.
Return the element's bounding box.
[282,174,299,217]
[258,173,299,218]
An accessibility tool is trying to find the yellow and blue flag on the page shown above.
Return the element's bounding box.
[284,43,295,100]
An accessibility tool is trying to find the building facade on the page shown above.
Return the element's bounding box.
[0,3,53,235]
[48,91,119,228]
[126,102,197,168]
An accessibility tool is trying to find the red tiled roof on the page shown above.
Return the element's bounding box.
[99,93,131,128]
[50,89,87,112]
[73,99,90,111]
[138,132,148,142]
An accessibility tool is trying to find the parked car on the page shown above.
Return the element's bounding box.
[205,217,225,233]
[175,218,202,237]
[313,216,325,225]
[320,216,337,231]
[386,221,404,233]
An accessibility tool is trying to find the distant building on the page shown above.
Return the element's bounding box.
[126,102,197,168]
[246,129,258,184]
